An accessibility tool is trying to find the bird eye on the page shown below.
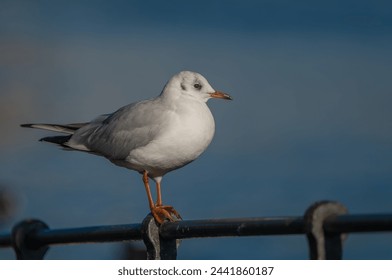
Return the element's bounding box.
[194,83,202,90]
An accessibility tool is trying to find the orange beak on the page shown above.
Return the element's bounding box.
[210,91,233,100]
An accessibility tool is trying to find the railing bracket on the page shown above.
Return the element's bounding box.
[141,215,181,260]
[304,201,348,260]
[12,219,49,260]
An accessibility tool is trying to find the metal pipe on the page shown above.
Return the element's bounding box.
[324,214,392,233]
[0,233,11,247]
[32,223,142,246]
[1,214,392,249]
[159,217,305,239]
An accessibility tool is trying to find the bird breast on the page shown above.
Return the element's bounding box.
[126,100,215,176]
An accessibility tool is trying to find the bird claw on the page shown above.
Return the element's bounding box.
[151,205,182,224]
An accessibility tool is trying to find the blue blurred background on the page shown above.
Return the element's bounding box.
[1,0,392,259]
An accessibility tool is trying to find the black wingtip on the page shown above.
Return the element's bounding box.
[20,124,33,128]
[39,135,71,145]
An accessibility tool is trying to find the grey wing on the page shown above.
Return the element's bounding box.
[66,99,167,159]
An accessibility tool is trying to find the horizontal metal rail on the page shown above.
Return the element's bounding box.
[2,214,392,247]
[159,217,306,239]
[324,214,392,233]
[35,223,142,246]
[1,201,392,259]
[0,234,11,247]
[0,224,142,246]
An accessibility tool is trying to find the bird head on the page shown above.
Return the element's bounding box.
[161,71,232,103]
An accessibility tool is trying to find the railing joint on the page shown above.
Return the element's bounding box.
[304,201,348,260]
[11,219,49,260]
[141,214,180,260]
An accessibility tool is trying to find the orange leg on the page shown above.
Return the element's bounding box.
[142,171,155,210]
[142,171,182,224]
[155,180,162,207]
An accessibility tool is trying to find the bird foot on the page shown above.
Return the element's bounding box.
[151,205,182,224]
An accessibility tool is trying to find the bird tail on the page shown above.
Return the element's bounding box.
[20,123,88,148]
[20,123,86,134]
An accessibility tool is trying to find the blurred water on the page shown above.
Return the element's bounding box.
[1,1,392,259]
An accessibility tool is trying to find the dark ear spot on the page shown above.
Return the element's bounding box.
[181,83,186,90]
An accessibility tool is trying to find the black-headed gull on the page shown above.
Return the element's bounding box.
[22,71,232,224]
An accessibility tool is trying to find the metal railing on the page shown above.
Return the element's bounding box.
[1,200,392,259]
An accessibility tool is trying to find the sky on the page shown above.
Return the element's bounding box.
[1,0,392,259]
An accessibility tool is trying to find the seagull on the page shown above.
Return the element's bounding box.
[21,71,232,224]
